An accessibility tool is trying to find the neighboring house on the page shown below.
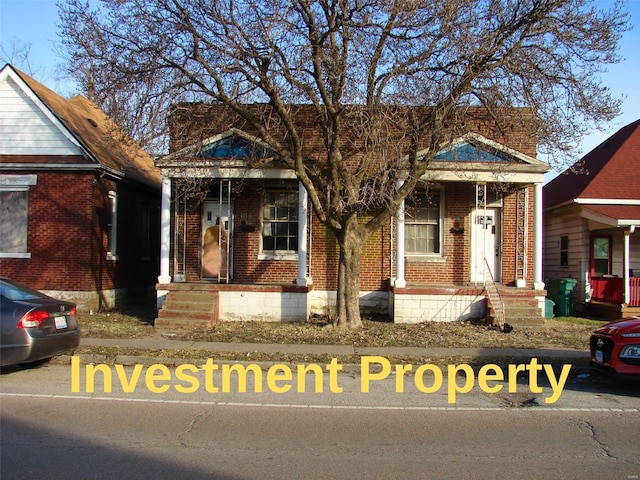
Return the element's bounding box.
[155,104,549,328]
[544,119,640,319]
[0,64,161,311]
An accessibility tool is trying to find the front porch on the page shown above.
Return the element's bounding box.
[584,276,640,320]
[155,281,546,328]
[590,276,640,306]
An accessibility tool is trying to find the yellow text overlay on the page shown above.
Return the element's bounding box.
[70,356,571,404]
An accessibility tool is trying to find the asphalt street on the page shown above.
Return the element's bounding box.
[1,363,639,479]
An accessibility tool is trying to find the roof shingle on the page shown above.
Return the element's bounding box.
[544,119,640,209]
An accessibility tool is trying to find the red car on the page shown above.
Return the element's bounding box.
[590,317,640,375]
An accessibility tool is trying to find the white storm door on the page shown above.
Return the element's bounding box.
[471,208,500,283]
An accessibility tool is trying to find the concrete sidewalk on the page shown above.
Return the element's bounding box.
[78,336,590,365]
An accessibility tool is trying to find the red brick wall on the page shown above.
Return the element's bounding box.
[1,169,160,301]
[168,104,538,159]
[402,183,473,284]
[501,186,536,287]
[0,171,95,290]
[165,104,538,291]
[169,180,536,291]
[174,182,299,284]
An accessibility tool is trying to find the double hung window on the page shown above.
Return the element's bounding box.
[262,190,298,253]
[405,191,442,255]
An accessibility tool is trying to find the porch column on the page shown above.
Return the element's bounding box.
[533,182,544,290]
[296,182,312,287]
[157,177,172,309]
[623,226,635,304]
[395,198,406,288]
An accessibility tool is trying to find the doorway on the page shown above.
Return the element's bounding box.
[201,201,233,281]
[471,208,501,283]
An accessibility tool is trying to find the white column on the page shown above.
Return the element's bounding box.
[533,182,545,290]
[158,176,172,285]
[395,198,406,288]
[156,177,172,309]
[296,182,311,287]
[623,226,635,304]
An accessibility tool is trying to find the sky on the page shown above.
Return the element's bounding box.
[1,0,639,177]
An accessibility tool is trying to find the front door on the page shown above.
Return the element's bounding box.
[201,201,233,280]
[471,208,500,283]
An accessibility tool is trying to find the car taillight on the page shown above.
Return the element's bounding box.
[17,310,49,328]
[70,306,77,317]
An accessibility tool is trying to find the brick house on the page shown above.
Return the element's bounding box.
[0,64,161,311]
[544,119,640,319]
[156,104,549,327]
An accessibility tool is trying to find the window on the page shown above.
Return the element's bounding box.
[262,190,298,253]
[560,235,569,267]
[592,236,611,276]
[0,174,36,258]
[405,191,442,255]
[107,191,118,259]
[0,190,29,255]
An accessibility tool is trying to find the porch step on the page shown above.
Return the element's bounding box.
[486,290,546,330]
[155,290,219,329]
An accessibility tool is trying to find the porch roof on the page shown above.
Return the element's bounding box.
[157,130,548,184]
[581,204,640,227]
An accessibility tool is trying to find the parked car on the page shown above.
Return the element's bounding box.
[0,278,80,367]
[590,317,640,375]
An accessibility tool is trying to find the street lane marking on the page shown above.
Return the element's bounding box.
[1,392,639,413]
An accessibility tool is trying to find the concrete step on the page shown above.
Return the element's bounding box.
[155,290,219,329]
[164,292,217,303]
[155,316,215,330]
[486,293,546,330]
[157,309,216,322]
[161,300,214,312]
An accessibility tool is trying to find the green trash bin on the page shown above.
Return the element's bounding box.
[544,298,555,318]
[546,278,577,317]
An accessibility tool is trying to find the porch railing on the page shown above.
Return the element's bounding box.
[590,276,640,306]
[631,277,640,307]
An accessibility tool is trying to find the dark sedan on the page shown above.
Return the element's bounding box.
[590,317,640,375]
[0,278,80,367]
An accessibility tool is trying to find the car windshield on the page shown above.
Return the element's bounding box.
[0,279,49,301]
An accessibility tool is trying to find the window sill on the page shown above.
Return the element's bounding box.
[258,252,298,261]
[0,252,31,259]
[405,255,446,263]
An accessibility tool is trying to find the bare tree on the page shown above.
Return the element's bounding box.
[59,0,628,327]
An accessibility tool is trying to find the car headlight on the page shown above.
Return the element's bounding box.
[619,345,640,358]
[621,332,640,337]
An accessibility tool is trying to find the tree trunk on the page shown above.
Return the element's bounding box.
[334,215,367,328]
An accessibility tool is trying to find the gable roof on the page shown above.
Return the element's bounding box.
[0,64,160,190]
[429,132,546,167]
[159,128,548,181]
[544,119,640,209]
[160,128,276,163]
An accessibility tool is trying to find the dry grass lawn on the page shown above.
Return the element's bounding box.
[77,305,602,351]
